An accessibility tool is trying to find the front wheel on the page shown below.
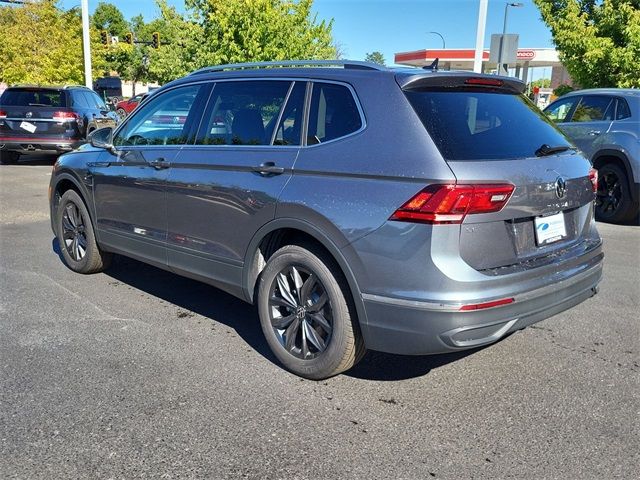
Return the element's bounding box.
[55,189,112,273]
[595,163,638,223]
[257,244,365,380]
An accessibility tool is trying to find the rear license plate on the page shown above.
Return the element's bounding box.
[535,211,566,246]
[20,121,37,133]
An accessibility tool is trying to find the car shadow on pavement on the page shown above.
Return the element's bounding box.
[52,239,480,381]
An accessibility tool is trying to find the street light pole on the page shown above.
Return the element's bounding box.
[428,31,446,49]
[81,0,92,89]
[473,0,489,73]
[497,2,523,76]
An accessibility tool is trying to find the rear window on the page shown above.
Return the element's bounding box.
[405,90,571,161]
[0,88,66,107]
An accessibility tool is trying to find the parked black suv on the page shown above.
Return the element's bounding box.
[0,85,118,164]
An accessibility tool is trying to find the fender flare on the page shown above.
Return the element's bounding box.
[241,217,368,328]
[50,170,96,230]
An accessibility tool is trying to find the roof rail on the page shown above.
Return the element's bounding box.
[189,60,386,76]
[63,85,92,90]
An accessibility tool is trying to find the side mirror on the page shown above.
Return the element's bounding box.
[89,127,115,154]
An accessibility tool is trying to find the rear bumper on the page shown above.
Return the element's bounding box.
[0,137,83,155]
[359,248,603,355]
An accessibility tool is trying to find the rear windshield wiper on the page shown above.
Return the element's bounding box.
[535,144,576,157]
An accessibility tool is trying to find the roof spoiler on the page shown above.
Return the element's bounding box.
[397,71,525,94]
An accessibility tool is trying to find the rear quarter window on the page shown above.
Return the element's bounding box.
[405,89,571,161]
[307,82,362,145]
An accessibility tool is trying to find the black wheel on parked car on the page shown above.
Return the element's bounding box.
[55,189,112,273]
[595,163,638,223]
[116,108,127,119]
[0,151,20,165]
[257,244,365,380]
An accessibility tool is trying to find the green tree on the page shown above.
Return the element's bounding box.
[530,78,551,89]
[146,0,336,83]
[364,51,385,65]
[534,0,640,88]
[0,0,107,85]
[92,2,129,38]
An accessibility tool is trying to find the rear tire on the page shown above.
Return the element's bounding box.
[55,189,112,273]
[257,244,365,380]
[0,151,20,165]
[595,163,638,223]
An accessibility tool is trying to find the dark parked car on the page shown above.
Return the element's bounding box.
[544,89,639,223]
[48,61,603,379]
[0,85,117,164]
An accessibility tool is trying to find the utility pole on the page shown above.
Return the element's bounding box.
[497,3,523,75]
[473,0,488,73]
[81,0,92,89]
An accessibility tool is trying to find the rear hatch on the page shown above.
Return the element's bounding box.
[0,88,80,140]
[399,73,598,272]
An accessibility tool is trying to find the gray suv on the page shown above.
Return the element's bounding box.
[544,89,640,223]
[49,61,603,379]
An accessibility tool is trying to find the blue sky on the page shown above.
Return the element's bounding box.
[61,0,554,76]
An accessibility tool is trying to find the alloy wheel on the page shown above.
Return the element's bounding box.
[596,170,622,217]
[268,265,333,360]
[61,202,87,261]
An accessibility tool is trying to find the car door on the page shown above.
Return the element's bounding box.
[83,91,117,131]
[89,83,211,268]
[165,79,306,296]
[559,95,615,159]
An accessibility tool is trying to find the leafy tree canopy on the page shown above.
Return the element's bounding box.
[534,0,640,88]
[0,0,107,85]
[364,51,386,65]
[93,2,129,38]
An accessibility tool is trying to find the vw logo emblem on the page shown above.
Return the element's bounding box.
[555,176,567,199]
[25,112,32,118]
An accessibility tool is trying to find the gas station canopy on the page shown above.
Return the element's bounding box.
[394,48,561,79]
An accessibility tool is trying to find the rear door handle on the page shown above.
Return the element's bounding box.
[149,158,171,170]
[251,162,284,176]
[588,130,601,136]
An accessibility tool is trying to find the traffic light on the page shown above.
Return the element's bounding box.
[152,32,160,49]
[125,32,134,45]
[100,30,108,46]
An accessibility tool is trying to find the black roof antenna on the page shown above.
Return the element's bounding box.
[423,58,439,70]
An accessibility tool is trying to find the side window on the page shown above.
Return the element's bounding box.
[273,82,306,146]
[197,80,291,146]
[545,97,578,123]
[307,82,362,144]
[114,84,205,146]
[71,91,89,108]
[616,98,631,120]
[87,92,107,110]
[571,95,615,122]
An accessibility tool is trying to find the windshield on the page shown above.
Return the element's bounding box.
[0,88,67,107]
[404,89,572,161]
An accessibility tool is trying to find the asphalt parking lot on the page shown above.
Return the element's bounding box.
[1,157,638,479]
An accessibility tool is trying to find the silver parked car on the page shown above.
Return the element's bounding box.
[49,61,603,379]
[544,89,640,223]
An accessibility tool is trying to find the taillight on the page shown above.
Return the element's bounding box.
[0,109,7,119]
[588,168,598,193]
[52,111,79,122]
[390,183,515,224]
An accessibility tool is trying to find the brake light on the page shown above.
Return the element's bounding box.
[464,78,504,87]
[588,168,598,193]
[0,109,6,119]
[459,297,514,311]
[52,111,79,122]
[390,184,514,224]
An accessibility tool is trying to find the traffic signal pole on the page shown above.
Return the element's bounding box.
[81,0,92,88]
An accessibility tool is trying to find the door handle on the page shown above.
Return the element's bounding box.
[588,130,601,136]
[149,158,171,170]
[251,162,284,176]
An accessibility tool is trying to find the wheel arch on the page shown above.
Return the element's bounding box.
[592,149,638,203]
[51,172,96,228]
[242,218,368,328]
